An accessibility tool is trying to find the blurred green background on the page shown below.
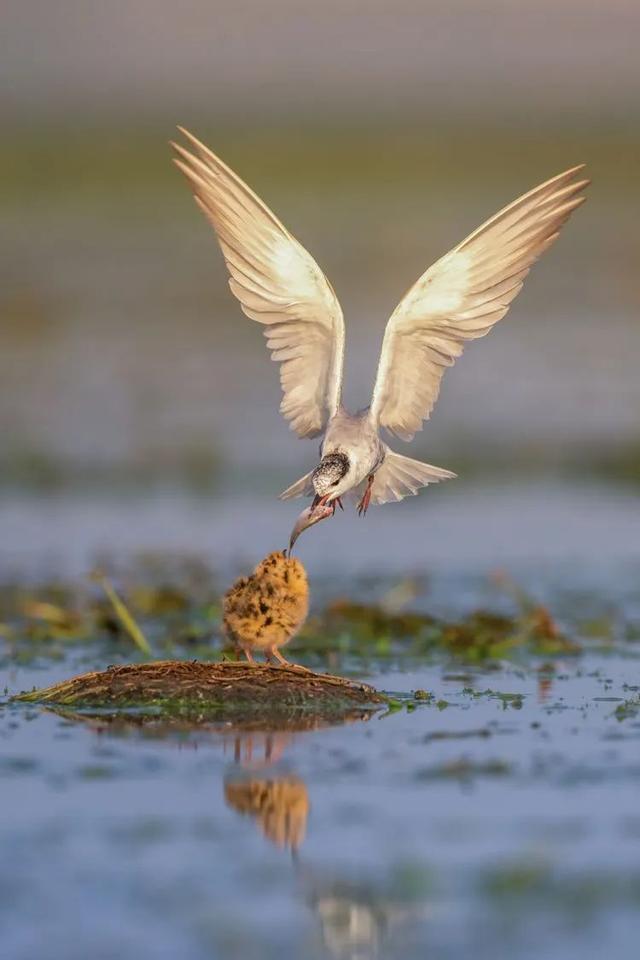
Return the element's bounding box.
[1,0,639,569]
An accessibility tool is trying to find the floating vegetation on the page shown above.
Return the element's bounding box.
[462,688,526,710]
[299,587,579,663]
[481,858,640,919]
[614,696,640,722]
[415,758,512,782]
[0,559,623,676]
[423,728,492,742]
[0,560,220,666]
[13,661,385,722]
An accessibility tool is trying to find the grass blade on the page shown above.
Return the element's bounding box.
[90,571,152,656]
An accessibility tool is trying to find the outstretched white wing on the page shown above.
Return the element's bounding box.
[173,128,345,438]
[370,166,589,441]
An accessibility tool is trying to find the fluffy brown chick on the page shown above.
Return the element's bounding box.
[223,550,309,666]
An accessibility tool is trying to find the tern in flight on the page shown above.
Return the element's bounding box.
[172,129,588,548]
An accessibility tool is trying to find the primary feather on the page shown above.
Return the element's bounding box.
[370,165,589,440]
[172,128,345,438]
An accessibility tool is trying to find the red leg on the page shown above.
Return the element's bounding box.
[357,475,375,517]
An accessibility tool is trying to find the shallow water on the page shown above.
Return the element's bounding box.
[3,480,640,581]
[3,563,640,960]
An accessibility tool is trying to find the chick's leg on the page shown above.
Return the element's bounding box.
[270,647,291,667]
[269,647,312,672]
[241,647,257,665]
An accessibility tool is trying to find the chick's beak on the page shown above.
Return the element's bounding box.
[288,502,335,554]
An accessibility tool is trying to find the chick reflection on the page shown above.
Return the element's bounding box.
[222,727,309,852]
[225,773,309,851]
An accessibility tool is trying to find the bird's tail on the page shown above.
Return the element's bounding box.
[279,469,314,501]
[369,448,456,505]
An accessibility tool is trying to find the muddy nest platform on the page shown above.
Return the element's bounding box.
[15,660,385,722]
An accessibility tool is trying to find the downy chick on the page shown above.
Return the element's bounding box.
[223,551,309,666]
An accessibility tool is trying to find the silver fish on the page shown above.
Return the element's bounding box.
[288,502,335,555]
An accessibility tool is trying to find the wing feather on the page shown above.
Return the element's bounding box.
[370,166,589,440]
[367,448,456,505]
[172,128,345,438]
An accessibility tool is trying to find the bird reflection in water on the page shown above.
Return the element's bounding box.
[225,773,309,852]
[51,707,426,957]
[223,728,309,851]
[223,729,429,959]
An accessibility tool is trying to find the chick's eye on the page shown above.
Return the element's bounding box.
[331,480,339,487]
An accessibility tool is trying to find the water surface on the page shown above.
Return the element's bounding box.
[3,562,640,959]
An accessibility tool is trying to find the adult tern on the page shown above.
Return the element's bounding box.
[172,129,588,545]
